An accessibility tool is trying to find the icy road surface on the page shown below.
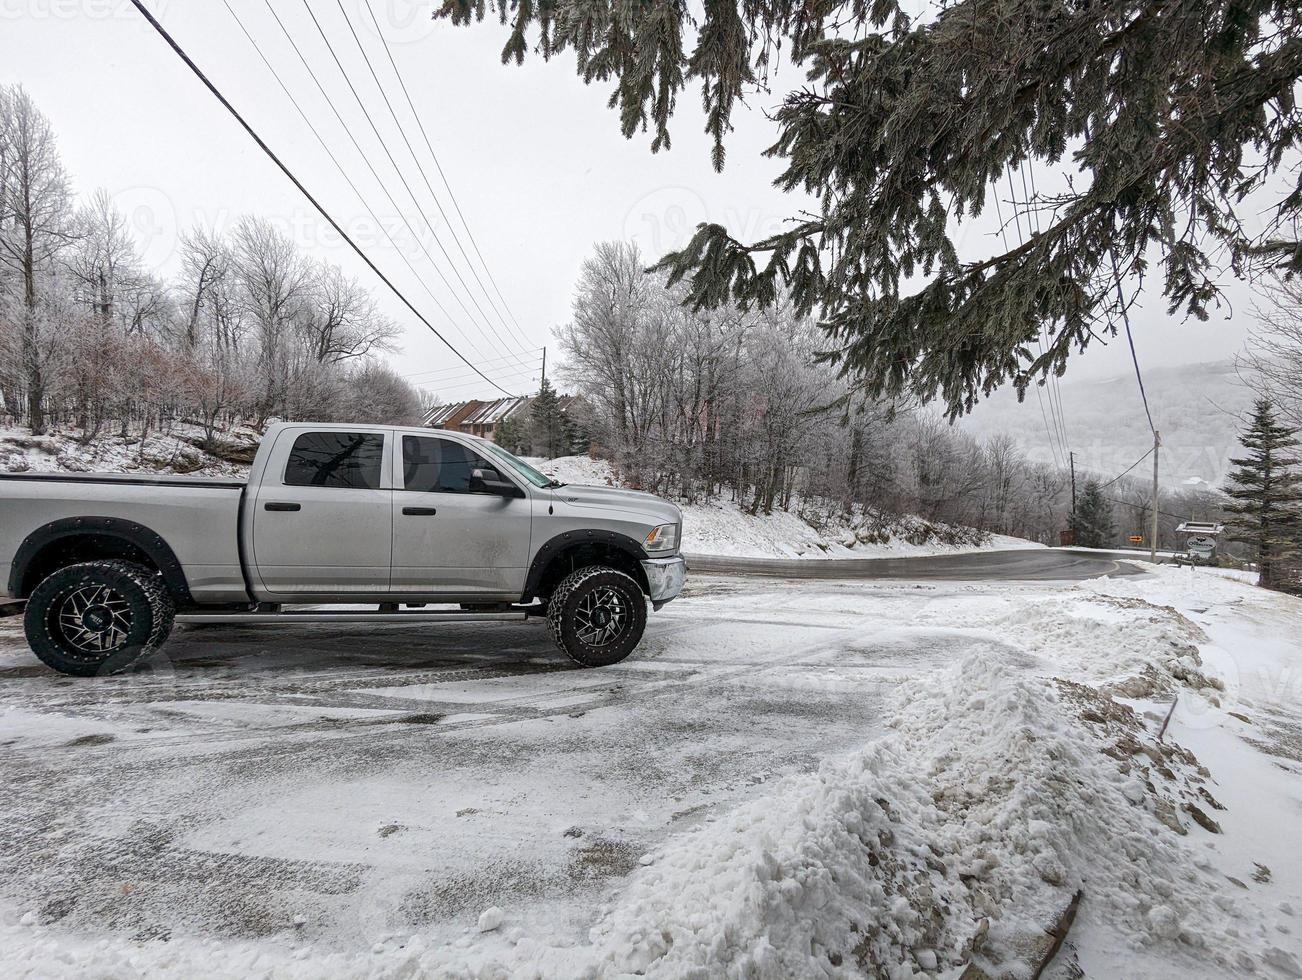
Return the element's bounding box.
[0,577,1002,949]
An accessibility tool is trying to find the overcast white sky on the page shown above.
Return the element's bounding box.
[0,0,1260,405]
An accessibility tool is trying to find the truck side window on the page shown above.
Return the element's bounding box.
[284,432,385,489]
[403,435,492,494]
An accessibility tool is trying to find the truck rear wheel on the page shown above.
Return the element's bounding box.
[546,566,647,667]
[24,560,175,677]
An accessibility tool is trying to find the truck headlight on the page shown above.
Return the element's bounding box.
[644,523,679,553]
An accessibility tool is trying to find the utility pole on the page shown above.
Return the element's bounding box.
[540,346,546,389]
[1069,452,1077,517]
[1150,429,1161,563]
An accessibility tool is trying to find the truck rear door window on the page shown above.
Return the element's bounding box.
[284,432,385,489]
[403,435,491,494]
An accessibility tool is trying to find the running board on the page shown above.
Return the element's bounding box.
[177,609,530,625]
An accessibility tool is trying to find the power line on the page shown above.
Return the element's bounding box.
[297,0,535,373]
[403,353,541,385]
[1003,164,1066,470]
[253,0,507,365]
[425,369,539,390]
[1095,445,1155,489]
[403,348,544,381]
[360,2,530,350]
[341,0,534,354]
[1020,158,1073,463]
[126,0,515,396]
[416,367,541,394]
[1109,246,1156,433]
[220,0,500,371]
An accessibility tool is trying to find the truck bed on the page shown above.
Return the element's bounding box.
[0,471,249,605]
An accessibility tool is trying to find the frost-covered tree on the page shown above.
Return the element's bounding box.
[1244,277,1302,427]
[441,0,1302,417]
[0,84,75,432]
[342,362,423,425]
[301,264,399,365]
[1224,400,1302,590]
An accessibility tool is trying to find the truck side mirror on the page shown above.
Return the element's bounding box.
[470,467,522,498]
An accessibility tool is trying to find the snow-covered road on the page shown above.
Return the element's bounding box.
[0,578,987,950]
[2,569,1300,978]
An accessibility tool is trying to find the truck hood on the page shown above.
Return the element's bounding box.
[551,483,681,526]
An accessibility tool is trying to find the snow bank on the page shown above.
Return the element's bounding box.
[535,455,1044,560]
[575,651,1238,978]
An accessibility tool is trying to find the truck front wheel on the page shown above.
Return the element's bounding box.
[546,566,647,667]
[24,560,175,677]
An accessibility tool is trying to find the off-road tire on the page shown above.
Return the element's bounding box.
[24,560,175,677]
[546,566,647,668]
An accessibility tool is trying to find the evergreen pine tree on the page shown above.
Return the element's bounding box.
[1224,400,1302,591]
[529,378,565,458]
[560,409,589,457]
[1069,480,1115,549]
[493,411,527,455]
[443,0,1302,418]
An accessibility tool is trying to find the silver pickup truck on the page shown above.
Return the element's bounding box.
[0,422,685,676]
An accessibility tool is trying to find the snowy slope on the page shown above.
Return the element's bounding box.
[535,454,1045,559]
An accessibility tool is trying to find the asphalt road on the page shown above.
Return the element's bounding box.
[685,547,1152,581]
[0,577,974,949]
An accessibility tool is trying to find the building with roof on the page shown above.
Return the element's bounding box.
[422,396,530,442]
[422,393,590,451]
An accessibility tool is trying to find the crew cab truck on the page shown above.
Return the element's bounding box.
[0,422,685,676]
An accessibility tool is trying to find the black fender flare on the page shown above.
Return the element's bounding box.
[9,516,194,604]
[523,529,650,600]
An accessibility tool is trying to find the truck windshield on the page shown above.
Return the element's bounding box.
[473,439,562,489]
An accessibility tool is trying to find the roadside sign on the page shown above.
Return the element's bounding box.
[1176,521,1223,536]
[1128,535,1144,544]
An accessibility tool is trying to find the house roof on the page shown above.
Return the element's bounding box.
[422,402,463,426]
[462,396,529,426]
[423,392,584,429]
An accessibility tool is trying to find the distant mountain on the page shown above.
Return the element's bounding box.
[958,359,1255,488]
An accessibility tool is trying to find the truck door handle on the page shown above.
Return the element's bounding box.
[264,501,301,512]
[402,506,438,516]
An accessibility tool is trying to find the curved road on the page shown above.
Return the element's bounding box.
[685,547,1155,581]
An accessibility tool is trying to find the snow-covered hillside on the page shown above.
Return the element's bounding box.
[0,425,254,479]
[535,454,1045,559]
[959,358,1254,487]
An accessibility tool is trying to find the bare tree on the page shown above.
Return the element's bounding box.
[178,227,227,351]
[1243,277,1302,427]
[66,188,143,331]
[0,84,77,432]
[230,217,310,422]
[299,264,398,364]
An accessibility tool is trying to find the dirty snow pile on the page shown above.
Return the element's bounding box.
[553,651,1243,979]
[535,454,1044,560]
[909,589,1227,705]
